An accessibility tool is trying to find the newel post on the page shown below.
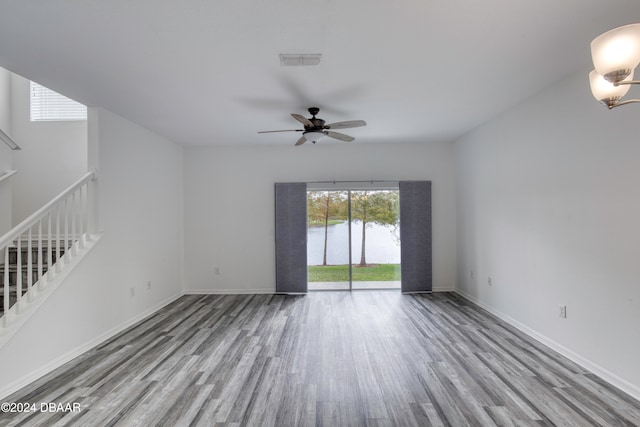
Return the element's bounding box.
[87,171,99,237]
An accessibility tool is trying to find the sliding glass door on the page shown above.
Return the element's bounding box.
[307,190,349,290]
[350,190,401,290]
[307,187,400,291]
[276,180,430,294]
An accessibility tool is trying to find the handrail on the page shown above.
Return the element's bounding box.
[0,128,20,150]
[0,170,95,249]
[0,170,17,184]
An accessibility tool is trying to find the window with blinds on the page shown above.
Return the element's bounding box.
[30,81,87,122]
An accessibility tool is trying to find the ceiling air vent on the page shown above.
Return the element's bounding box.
[279,53,322,67]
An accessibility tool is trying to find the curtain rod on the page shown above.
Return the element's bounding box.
[306,180,400,191]
[307,180,398,184]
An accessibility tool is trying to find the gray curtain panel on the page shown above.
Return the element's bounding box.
[274,183,308,293]
[399,181,432,293]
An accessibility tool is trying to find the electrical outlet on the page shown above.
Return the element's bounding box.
[147,281,152,290]
[470,270,475,279]
[559,305,567,318]
[130,287,135,297]
[215,267,220,275]
[488,277,492,286]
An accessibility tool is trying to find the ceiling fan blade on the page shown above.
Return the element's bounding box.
[295,136,307,146]
[257,129,303,133]
[326,120,367,130]
[326,131,355,142]
[291,113,313,127]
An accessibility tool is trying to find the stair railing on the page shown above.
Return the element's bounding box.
[0,170,18,184]
[0,171,96,324]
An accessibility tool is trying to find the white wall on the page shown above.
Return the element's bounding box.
[10,74,87,223]
[0,108,184,398]
[454,67,640,397]
[0,67,12,235]
[90,107,184,308]
[183,142,456,293]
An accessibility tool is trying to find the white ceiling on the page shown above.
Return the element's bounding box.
[0,1,638,147]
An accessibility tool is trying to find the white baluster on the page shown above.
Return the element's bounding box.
[71,191,77,256]
[16,237,22,303]
[3,248,9,318]
[84,182,90,242]
[47,212,53,279]
[78,185,86,249]
[64,198,69,263]
[56,204,61,272]
[27,229,33,290]
[38,220,43,284]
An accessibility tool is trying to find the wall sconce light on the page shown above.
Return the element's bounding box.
[589,23,640,109]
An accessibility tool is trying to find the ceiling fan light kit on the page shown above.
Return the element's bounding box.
[303,131,326,143]
[258,107,366,146]
[589,23,640,109]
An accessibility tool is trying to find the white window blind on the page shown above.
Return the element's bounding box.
[30,81,87,122]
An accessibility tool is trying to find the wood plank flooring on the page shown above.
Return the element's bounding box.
[2,292,639,426]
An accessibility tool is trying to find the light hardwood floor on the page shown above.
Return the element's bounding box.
[2,292,640,426]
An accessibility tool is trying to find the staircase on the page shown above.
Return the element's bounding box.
[0,170,96,328]
[0,241,69,317]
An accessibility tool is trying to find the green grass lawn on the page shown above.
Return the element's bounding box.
[308,264,401,282]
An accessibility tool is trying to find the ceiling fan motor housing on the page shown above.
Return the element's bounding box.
[307,107,326,130]
[308,117,326,130]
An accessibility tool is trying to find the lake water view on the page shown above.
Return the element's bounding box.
[307,220,400,265]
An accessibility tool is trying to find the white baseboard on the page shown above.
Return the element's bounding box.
[432,286,456,293]
[184,288,275,295]
[0,292,184,400]
[454,289,640,402]
[187,288,456,295]
[186,286,456,295]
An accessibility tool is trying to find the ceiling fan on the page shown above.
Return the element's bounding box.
[258,107,366,146]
